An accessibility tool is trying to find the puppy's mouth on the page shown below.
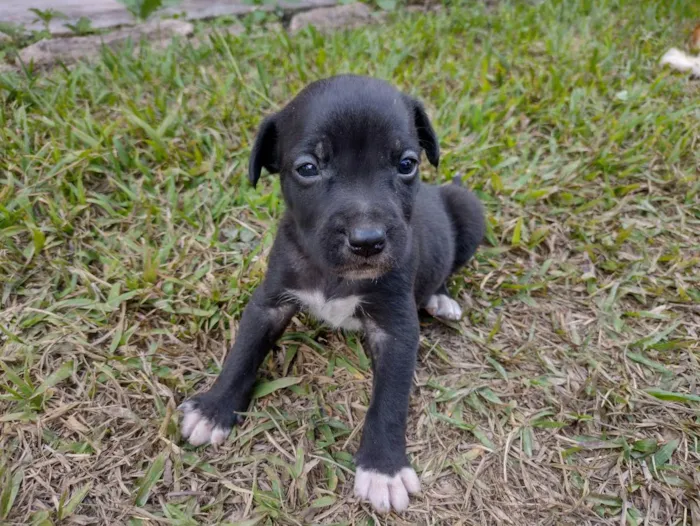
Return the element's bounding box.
[341,265,389,281]
[333,256,395,281]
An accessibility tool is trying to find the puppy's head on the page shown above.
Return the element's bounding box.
[249,75,439,280]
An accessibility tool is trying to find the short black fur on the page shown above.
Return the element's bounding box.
[182,74,485,508]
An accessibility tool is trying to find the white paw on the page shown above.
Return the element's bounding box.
[425,294,462,320]
[179,401,230,446]
[354,467,421,514]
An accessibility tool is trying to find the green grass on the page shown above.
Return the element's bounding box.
[1,0,700,523]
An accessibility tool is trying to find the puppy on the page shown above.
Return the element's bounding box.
[179,75,485,514]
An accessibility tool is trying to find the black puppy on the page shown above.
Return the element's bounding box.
[180,75,485,514]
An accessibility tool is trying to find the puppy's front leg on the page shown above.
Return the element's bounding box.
[354,301,421,514]
[180,286,297,446]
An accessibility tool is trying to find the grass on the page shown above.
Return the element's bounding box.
[1,0,699,523]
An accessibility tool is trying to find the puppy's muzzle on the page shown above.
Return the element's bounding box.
[348,227,386,258]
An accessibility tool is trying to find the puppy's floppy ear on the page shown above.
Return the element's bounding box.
[248,114,280,188]
[404,95,440,168]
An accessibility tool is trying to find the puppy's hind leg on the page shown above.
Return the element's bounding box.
[424,283,463,321]
[426,179,485,322]
[440,178,486,274]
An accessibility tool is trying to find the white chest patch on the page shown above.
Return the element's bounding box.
[290,290,362,331]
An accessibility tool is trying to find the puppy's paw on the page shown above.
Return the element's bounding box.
[178,397,243,447]
[425,294,462,321]
[354,466,421,514]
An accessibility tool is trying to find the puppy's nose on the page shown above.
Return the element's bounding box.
[348,228,386,258]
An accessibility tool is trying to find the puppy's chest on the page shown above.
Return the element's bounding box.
[290,290,362,331]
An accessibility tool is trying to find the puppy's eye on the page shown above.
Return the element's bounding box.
[398,157,418,176]
[296,163,319,178]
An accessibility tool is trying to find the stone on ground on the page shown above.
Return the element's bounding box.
[0,0,339,35]
[289,3,377,34]
[18,19,194,68]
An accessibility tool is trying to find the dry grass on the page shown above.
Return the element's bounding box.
[1,0,700,524]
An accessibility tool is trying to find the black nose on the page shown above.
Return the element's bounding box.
[348,228,386,258]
